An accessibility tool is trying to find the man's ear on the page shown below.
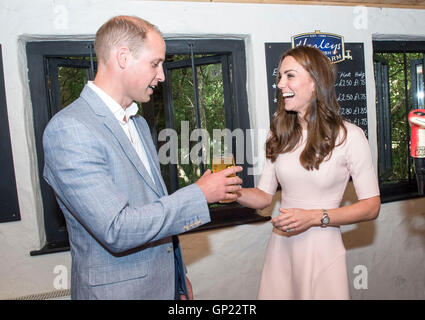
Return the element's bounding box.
[116,47,131,69]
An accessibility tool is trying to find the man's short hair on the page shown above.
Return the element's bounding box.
[94,15,161,63]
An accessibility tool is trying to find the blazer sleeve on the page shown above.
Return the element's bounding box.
[43,115,210,254]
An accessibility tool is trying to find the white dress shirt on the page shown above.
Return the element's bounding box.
[87,81,154,181]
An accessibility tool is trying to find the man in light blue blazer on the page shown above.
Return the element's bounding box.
[42,16,242,300]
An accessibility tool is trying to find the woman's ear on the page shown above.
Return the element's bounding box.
[311,81,316,94]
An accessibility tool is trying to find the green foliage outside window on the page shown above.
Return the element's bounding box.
[170,62,226,189]
[375,52,421,183]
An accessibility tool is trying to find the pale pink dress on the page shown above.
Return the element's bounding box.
[257,122,380,300]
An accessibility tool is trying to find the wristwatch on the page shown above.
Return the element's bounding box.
[321,209,330,227]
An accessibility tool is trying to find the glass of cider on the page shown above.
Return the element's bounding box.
[212,153,236,203]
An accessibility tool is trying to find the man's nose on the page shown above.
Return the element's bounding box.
[158,66,165,82]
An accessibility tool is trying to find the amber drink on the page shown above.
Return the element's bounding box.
[212,153,236,203]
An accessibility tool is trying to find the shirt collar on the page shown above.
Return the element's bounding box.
[126,103,139,119]
[87,81,139,124]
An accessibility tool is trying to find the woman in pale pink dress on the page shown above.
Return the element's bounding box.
[237,46,380,299]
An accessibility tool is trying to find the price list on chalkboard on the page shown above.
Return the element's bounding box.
[265,42,368,137]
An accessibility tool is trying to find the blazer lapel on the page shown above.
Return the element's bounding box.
[103,117,161,196]
[132,118,168,196]
[81,86,160,197]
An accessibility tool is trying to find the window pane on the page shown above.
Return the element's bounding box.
[169,61,228,190]
[415,64,424,108]
[375,52,422,185]
[197,63,226,168]
[58,67,89,108]
[406,53,422,181]
[377,53,408,182]
[170,66,199,189]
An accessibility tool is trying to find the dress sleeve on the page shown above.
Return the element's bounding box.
[345,125,380,199]
[257,157,278,195]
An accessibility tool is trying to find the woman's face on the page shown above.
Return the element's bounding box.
[277,55,316,119]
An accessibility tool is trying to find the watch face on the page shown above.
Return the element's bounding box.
[321,216,330,225]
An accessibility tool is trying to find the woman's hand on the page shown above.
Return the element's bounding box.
[236,187,273,209]
[271,196,380,235]
[271,208,320,234]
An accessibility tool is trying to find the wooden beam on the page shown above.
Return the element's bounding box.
[160,0,425,10]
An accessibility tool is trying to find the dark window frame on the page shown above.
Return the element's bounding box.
[27,39,269,255]
[0,44,21,223]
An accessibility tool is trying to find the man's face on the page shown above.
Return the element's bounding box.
[124,31,166,103]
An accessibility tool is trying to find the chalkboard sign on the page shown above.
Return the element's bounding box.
[0,44,21,223]
[265,42,368,137]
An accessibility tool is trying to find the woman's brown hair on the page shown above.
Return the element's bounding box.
[266,46,347,170]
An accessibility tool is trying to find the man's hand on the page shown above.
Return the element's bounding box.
[195,166,243,203]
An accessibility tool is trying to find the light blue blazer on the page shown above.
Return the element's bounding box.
[43,85,210,299]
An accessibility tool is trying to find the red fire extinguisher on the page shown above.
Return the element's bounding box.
[408,109,425,195]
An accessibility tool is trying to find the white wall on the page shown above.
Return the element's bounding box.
[0,0,424,299]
